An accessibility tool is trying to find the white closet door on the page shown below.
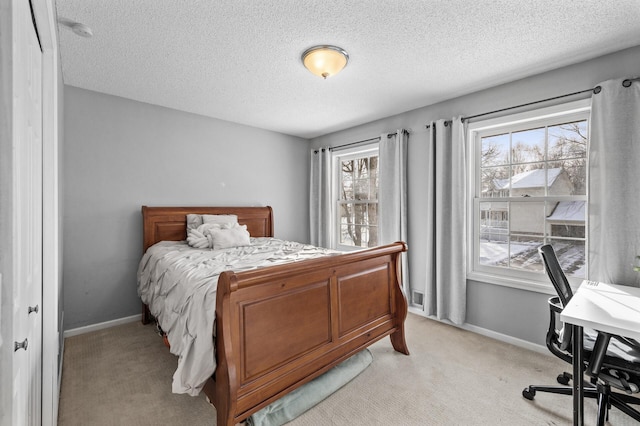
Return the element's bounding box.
[12,0,44,424]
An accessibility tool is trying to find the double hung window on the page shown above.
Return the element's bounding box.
[333,146,379,250]
[468,100,590,289]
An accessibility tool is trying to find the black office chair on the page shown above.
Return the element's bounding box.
[522,244,640,425]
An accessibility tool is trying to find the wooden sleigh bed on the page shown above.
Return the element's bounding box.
[140,206,409,426]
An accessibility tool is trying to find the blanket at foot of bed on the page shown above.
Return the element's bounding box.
[245,349,374,426]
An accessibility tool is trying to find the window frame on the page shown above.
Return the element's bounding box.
[466,99,591,293]
[331,143,380,252]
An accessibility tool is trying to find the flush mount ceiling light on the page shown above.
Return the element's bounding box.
[301,45,349,79]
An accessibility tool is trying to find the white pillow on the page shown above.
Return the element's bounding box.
[186,223,226,248]
[211,224,251,250]
[202,214,238,225]
[186,222,248,249]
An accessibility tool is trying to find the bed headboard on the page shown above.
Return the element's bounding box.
[141,206,274,252]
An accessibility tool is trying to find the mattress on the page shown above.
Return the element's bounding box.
[137,237,337,395]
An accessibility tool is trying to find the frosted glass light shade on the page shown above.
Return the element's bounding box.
[302,45,349,79]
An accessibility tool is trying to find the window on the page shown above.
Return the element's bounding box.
[468,100,590,289]
[333,146,379,250]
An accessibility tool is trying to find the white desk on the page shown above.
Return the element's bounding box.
[560,280,640,425]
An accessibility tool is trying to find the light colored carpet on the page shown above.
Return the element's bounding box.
[58,314,638,425]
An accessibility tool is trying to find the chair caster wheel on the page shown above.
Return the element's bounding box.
[557,372,571,385]
[522,387,536,400]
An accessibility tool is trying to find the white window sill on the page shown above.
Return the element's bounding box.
[467,271,558,295]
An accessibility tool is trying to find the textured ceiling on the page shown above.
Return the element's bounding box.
[55,0,640,139]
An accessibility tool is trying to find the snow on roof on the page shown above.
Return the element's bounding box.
[547,201,585,222]
[492,168,563,190]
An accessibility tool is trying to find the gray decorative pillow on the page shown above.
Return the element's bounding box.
[186,214,203,231]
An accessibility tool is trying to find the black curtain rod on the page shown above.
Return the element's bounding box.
[425,77,639,129]
[314,130,407,154]
[460,86,602,123]
[313,137,378,154]
[329,136,381,152]
[461,77,639,123]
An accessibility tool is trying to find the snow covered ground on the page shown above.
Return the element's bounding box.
[480,239,585,277]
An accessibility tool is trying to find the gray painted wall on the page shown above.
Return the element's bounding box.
[63,86,309,330]
[310,45,640,346]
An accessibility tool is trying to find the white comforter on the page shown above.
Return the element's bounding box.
[137,237,336,396]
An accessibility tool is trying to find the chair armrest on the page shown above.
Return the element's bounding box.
[546,296,572,364]
[548,296,563,314]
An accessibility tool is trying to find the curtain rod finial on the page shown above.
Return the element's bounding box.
[593,86,602,93]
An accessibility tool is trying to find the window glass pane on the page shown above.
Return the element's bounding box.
[511,127,545,164]
[368,201,378,247]
[509,236,544,271]
[548,239,586,278]
[335,150,379,248]
[480,201,508,233]
[354,225,369,247]
[353,203,367,225]
[342,224,368,247]
[356,158,369,178]
[340,224,354,245]
[479,239,508,267]
[354,179,369,200]
[341,179,353,200]
[547,200,586,237]
[550,225,585,238]
[481,166,509,198]
[368,202,378,229]
[341,160,353,201]
[510,201,545,236]
[481,133,510,166]
[510,163,545,197]
[339,204,353,225]
[479,201,508,267]
[342,160,354,177]
[548,121,587,160]
[548,160,586,195]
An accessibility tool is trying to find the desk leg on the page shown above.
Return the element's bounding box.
[572,324,584,426]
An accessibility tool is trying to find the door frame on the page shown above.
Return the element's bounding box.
[29,1,61,424]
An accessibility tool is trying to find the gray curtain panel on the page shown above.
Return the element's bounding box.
[589,78,640,287]
[378,130,409,292]
[423,118,467,324]
[309,147,332,248]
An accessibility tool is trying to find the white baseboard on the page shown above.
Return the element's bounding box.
[63,314,139,338]
[408,308,547,355]
[460,323,548,355]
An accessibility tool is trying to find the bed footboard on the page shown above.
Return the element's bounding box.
[207,241,409,426]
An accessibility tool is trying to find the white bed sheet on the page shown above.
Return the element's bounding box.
[137,237,336,396]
